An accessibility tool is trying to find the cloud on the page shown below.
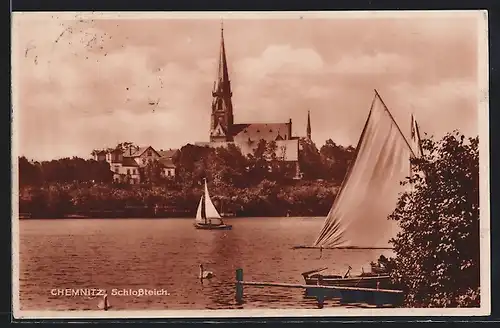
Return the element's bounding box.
[233,45,324,81]
[13,14,482,161]
[15,17,213,160]
[386,79,478,139]
[306,85,334,99]
[330,52,414,75]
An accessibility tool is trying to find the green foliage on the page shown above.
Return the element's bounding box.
[19,138,354,217]
[387,131,480,307]
[320,139,356,181]
[140,159,165,184]
[299,138,324,179]
[18,156,113,186]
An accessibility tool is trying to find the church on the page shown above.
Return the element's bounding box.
[196,24,312,175]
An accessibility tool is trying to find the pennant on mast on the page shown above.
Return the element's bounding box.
[410,114,424,158]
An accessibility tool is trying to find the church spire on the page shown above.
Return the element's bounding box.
[307,110,312,140]
[213,19,231,96]
[210,20,234,142]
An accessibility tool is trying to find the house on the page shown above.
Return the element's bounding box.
[93,146,178,184]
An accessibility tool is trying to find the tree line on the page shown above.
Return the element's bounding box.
[18,138,354,217]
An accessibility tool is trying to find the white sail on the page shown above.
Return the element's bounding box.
[195,196,204,223]
[204,180,223,224]
[313,91,415,249]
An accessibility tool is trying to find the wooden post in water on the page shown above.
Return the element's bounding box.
[316,275,325,308]
[235,268,244,304]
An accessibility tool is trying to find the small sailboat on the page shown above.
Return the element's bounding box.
[194,179,232,230]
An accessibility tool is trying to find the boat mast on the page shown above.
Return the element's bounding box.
[374,89,417,159]
[203,179,208,224]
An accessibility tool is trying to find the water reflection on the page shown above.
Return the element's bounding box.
[19,218,389,310]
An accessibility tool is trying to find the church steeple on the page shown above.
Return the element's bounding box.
[306,110,312,140]
[210,20,234,142]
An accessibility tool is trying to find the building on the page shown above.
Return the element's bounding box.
[93,146,178,184]
[196,24,311,176]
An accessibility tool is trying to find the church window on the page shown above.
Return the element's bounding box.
[142,158,147,164]
[127,169,131,175]
[147,150,152,157]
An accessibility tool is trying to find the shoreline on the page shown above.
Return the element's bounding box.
[18,215,324,220]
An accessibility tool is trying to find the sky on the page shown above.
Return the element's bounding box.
[12,12,486,161]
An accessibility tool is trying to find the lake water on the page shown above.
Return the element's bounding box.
[18,218,393,311]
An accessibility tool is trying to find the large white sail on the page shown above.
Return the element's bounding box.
[204,180,223,224]
[313,91,415,249]
[195,196,204,223]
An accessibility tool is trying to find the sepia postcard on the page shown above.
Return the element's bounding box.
[11,10,490,319]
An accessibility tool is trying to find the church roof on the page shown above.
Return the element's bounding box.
[232,123,291,143]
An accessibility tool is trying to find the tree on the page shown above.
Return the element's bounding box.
[173,144,212,186]
[18,156,42,186]
[206,144,248,188]
[247,139,269,183]
[388,131,480,307]
[298,137,324,180]
[319,139,355,182]
[116,141,137,156]
[141,159,164,184]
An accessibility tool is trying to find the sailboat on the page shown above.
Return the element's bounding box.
[297,90,422,288]
[194,179,233,230]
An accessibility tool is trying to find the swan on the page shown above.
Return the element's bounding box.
[98,290,111,311]
[199,264,215,280]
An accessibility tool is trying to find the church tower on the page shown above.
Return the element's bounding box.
[210,22,234,142]
[306,110,312,140]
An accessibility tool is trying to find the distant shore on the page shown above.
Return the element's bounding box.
[18,213,323,220]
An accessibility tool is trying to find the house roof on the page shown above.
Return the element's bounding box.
[123,146,160,158]
[159,157,175,168]
[121,157,140,167]
[157,149,178,158]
